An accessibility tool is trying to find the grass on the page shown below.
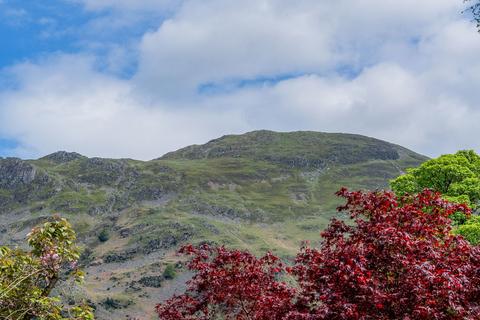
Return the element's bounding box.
[121,205,331,258]
[47,188,108,213]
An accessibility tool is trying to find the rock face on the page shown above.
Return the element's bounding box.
[77,158,133,185]
[0,158,37,189]
[138,275,164,288]
[0,158,56,210]
[41,151,85,164]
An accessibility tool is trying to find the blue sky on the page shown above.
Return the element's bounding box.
[0,0,168,76]
[0,138,18,155]
[1,1,88,67]
[0,0,93,156]
[0,0,479,159]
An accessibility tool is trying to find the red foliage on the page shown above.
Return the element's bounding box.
[157,189,480,320]
[155,245,297,319]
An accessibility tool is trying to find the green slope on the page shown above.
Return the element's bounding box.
[0,130,427,319]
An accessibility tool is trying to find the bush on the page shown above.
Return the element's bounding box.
[163,264,176,280]
[98,229,109,242]
[0,216,94,319]
[102,297,129,310]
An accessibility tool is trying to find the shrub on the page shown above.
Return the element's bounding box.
[98,229,109,242]
[0,216,94,319]
[102,297,131,310]
[162,264,177,280]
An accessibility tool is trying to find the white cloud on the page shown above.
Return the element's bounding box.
[134,0,334,100]
[206,63,479,157]
[134,0,463,99]
[0,55,247,159]
[0,0,479,159]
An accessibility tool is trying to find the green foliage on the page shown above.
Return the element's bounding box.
[455,224,480,245]
[98,229,109,242]
[455,215,480,245]
[390,173,419,195]
[449,211,468,226]
[71,305,95,320]
[0,216,94,320]
[391,150,480,244]
[163,264,177,280]
[101,296,132,310]
[391,150,480,207]
[102,298,122,310]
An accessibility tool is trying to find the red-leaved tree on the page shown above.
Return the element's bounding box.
[157,189,480,320]
[155,245,297,319]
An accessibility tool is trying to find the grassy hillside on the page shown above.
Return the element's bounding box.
[0,130,427,319]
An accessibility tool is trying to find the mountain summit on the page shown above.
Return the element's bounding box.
[162,130,421,166]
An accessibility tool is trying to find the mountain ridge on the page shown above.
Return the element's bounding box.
[2,130,426,163]
[161,130,413,160]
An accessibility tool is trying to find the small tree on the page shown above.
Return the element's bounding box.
[162,264,176,280]
[157,189,480,319]
[98,229,109,243]
[0,216,94,320]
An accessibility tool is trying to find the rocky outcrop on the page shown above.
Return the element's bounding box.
[41,151,86,164]
[0,158,37,189]
[78,158,137,186]
[0,158,55,209]
[0,158,55,189]
[103,249,138,263]
[142,223,195,254]
[138,275,163,288]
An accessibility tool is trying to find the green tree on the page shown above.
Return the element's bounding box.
[162,264,177,280]
[455,215,480,245]
[391,150,480,208]
[0,216,94,320]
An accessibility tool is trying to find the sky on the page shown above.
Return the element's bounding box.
[0,0,479,160]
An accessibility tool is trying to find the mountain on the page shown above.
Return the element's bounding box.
[0,130,427,319]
